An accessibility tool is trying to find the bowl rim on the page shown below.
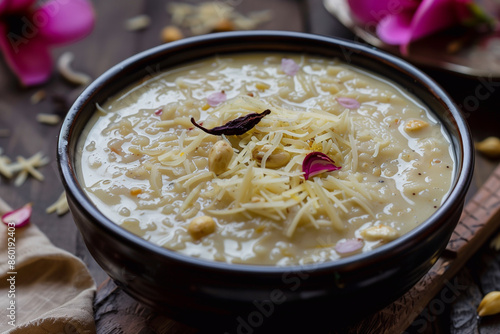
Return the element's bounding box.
[58,30,474,275]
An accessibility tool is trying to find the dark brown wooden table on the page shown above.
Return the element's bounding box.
[1,0,500,333]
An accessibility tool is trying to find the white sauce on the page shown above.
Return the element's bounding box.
[77,53,454,265]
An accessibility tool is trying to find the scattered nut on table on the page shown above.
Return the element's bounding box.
[161,25,184,43]
[491,232,500,251]
[212,18,235,32]
[478,291,500,317]
[476,136,500,158]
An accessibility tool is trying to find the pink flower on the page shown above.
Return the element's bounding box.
[207,91,227,107]
[0,0,95,86]
[281,58,300,76]
[335,238,364,255]
[347,0,496,55]
[302,152,341,180]
[336,97,360,109]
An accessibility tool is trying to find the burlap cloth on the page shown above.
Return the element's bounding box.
[0,199,96,333]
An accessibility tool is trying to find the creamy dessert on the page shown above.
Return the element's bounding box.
[77,53,454,265]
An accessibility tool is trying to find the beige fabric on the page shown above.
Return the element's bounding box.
[0,200,96,334]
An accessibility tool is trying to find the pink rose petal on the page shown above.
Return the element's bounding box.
[335,238,364,255]
[349,0,473,56]
[1,203,32,228]
[346,0,418,24]
[336,97,360,109]
[0,0,95,86]
[409,0,462,41]
[0,0,9,13]
[302,152,341,180]
[207,91,226,107]
[376,13,413,45]
[281,58,300,76]
[375,0,465,54]
[38,0,95,45]
[0,23,53,86]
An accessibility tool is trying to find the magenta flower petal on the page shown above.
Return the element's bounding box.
[4,0,37,13]
[0,0,95,86]
[0,0,9,13]
[0,23,53,85]
[302,152,341,180]
[207,91,227,107]
[38,0,95,45]
[336,97,360,109]
[349,0,474,56]
[1,203,32,228]
[377,0,464,54]
[281,58,300,76]
[377,12,414,45]
[407,0,461,41]
[347,0,418,24]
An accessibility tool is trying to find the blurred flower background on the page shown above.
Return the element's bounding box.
[347,0,499,54]
[0,0,95,86]
[0,0,275,87]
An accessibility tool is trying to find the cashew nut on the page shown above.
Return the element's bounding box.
[360,224,399,242]
[476,136,500,158]
[161,25,184,43]
[188,215,216,239]
[252,145,290,168]
[478,291,500,317]
[405,119,429,132]
[208,140,233,175]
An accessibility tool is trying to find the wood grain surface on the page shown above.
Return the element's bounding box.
[1,0,500,333]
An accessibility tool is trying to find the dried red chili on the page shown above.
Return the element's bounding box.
[190,109,271,136]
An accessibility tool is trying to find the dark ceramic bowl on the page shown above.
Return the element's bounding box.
[58,31,473,331]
